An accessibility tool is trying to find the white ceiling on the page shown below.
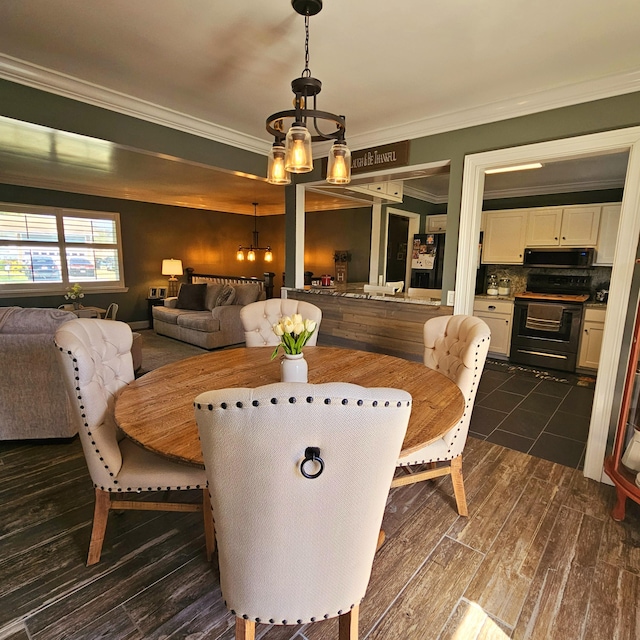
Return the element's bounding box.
[0,0,638,212]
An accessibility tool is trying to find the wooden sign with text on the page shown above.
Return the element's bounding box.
[350,141,410,174]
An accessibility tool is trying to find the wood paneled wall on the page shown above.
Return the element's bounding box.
[286,290,452,361]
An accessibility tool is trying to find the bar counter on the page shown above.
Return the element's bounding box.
[283,285,453,361]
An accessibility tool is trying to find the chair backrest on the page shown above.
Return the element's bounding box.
[194,381,411,625]
[55,319,135,488]
[423,315,491,452]
[240,298,322,347]
[104,303,118,320]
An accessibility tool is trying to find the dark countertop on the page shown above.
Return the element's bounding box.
[283,286,444,306]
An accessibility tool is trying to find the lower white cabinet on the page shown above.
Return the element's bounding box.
[473,298,514,357]
[578,307,606,370]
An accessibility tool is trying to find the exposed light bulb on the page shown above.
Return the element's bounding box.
[327,141,351,184]
[285,125,313,173]
[267,142,291,185]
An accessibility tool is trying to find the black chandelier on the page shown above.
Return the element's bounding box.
[266,0,351,186]
[236,203,273,262]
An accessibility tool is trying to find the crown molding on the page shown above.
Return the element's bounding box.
[0,54,271,156]
[349,69,640,150]
[482,178,625,201]
[2,53,640,157]
[402,184,447,204]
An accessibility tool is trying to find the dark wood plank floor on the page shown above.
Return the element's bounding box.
[1,436,639,640]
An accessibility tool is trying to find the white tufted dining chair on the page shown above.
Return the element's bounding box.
[55,318,214,566]
[392,315,491,517]
[194,381,411,640]
[240,298,322,347]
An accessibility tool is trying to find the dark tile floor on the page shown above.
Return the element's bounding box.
[469,363,596,469]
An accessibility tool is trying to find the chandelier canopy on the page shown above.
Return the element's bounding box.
[266,0,351,186]
[236,203,273,262]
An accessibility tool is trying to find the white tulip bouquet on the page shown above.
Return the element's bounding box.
[271,314,317,359]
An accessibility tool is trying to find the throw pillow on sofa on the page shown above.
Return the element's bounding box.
[176,283,207,310]
[233,283,262,306]
[204,283,225,310]
[215,284,236,306]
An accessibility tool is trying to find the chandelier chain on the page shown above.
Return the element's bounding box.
[302,14,311,77]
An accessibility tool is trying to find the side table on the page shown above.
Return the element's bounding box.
[147,297,165,328]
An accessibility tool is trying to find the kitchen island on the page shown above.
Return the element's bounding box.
[283,285,452,361]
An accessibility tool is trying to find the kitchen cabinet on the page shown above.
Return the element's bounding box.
[482,210,528,264]
[474,298,514,357]
[525,208,562,246]
[560,206,600,246]
[526,205,600,247]
[595,204,621,265]
[426,214,447,233]
[577,306,606,370]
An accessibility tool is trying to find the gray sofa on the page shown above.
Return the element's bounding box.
[152,278,266,349]
[0,306,77,440]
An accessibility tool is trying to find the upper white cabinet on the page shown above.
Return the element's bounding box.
[527,205,600,247]
[482,210,528,264]
[595,204,621,266]
[426,214,447,233]
[526,208,562,246]
[559,206,600,246]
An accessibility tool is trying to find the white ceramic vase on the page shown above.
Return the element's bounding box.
[281,352,308,383]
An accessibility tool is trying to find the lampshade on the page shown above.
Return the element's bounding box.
[285,125,313,173]
[327,141,352,184]
[161,259,183,277]
[267,142,291,185]
[264,248,273,262]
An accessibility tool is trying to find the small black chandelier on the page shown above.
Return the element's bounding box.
[266,0,351,186]
[236,202,273,262]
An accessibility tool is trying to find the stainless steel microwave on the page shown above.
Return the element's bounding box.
[523,247,595,268]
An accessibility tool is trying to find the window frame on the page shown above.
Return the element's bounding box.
[0,202,126,297]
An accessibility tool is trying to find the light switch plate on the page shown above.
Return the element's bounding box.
[447,290,455,306]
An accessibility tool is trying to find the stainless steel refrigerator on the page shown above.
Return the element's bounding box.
[410,233,445,289]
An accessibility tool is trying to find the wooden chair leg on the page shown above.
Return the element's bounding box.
[235,617,255,640]
[87,488,111,566]
[202,488,216,561]
[450,455,468,517]
[339,604,359,640]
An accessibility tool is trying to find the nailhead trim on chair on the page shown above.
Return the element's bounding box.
[194,397,412,411]
[57,344,202,493]
[398,334,489,466]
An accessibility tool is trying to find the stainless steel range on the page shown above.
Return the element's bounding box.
[510,274,592,372]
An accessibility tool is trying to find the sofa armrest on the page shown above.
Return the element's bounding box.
[211,304,242,321]
[163,297,178,308]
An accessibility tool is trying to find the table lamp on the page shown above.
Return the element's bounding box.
[162,258,183,297]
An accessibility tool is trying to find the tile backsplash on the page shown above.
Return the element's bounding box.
[483,265,611,296]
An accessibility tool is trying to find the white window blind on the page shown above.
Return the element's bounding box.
[0,203,124,294]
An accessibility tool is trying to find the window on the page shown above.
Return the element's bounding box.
[0,203,124,294]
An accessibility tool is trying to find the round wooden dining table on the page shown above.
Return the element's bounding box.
[115,346,465,466]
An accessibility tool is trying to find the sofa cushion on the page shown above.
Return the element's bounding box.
[152,306,201,325]
[216,284,236,307]
[204,283,225,311]
[177,312,221,333]
[233,283,262,306]
[176,283,207,310]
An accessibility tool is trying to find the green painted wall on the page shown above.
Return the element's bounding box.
[0,184,285,322]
